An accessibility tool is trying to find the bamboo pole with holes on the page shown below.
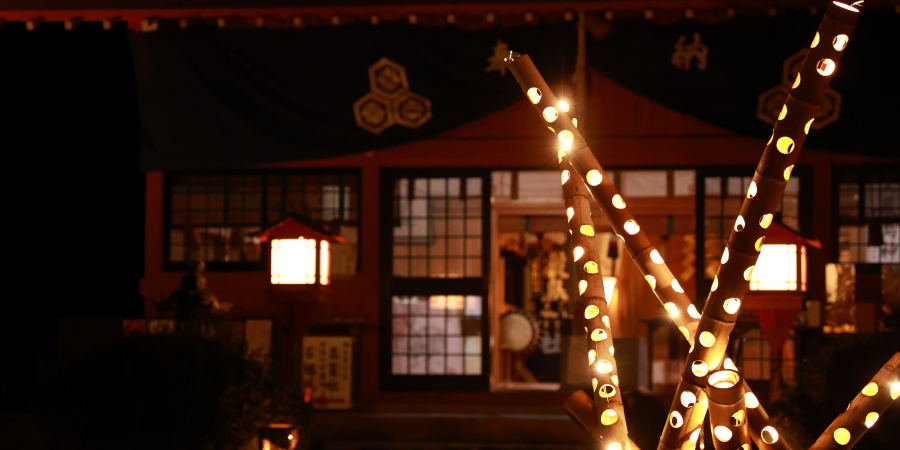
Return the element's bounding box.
[706,370,751,450]
[559,161,630,449]
[505,52,785,450]
[809,352,900,450]
[659,4,861,450]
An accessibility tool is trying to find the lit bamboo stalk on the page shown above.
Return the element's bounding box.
[661,3,861,450]
[506,55,697,341]
[706,370,751,450]
[809,352,900,450]
[562,159,630,449]
[565,390,643,450]
[504,52,781,450]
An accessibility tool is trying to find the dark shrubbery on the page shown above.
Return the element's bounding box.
[36,335,308,450]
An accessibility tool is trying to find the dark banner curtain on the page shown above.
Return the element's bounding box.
[586,10,899,158]
[130,22,576,170]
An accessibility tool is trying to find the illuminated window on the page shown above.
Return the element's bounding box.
[837,168,899,263]
[383,170,490,390]
[166,171,359,271]
[750,244,806,291]
[391,295,483,376]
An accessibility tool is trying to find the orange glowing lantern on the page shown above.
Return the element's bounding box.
[257,216,344,294]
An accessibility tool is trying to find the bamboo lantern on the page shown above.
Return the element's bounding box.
[706,370,751,450]
[809,352,900,450]
[561,160,630,450]
[659,3,861,449]
[505,53,782,450]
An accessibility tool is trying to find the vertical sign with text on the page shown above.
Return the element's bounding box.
[301,336,353,410]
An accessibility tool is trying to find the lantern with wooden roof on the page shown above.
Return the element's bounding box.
[257,216,344,293]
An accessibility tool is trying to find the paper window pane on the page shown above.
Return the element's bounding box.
[410,356,427,374]
[392,356,408,374]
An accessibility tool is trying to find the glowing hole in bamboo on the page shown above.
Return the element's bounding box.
[833,428,851,446]
[761,426,779,443]
[833,34,849,51]
[672,279,684,293]
[650,249,664,264]
[688,305,701,319]
[609,345,615,356]
[724,298,741,314]
[692,361,709,377]
[735,216,746,232]
[745,393,760,408]
[572,118,577,128]
[592,378,598,391]
[599,384,616,398]
[567,207,574,222]
[767,132,773,145]
[607,444,621,450]
[586,170,602,185]
[817,59,836,76]
[709,370,739,388]
[600,409,618,425]
[624,220,640,235]
[760,213,774,229]
[558,101,570,112]
[612,195,626,209]
[526,88,542,104]
[721,248,730,264]
[892,383,899,399]
[542,107,559,122]
[699,331,716,347]
[596,360,613,374]
[792,73,801,89]
[591,329,608,342]
[731,410,745,426]
[748,182,757,198]
[690,429,701,444]
[776,136,795,154]
[584,261,599,274]
[778,105,787,120]
[588,349,596,364]
[645,275,656,290]
[612,375,619,386]
[833,2,860,12]
[711,276,719,291]
[806,119,814,134]
[579,280,588,294]
[580,225,595,236]
[861,382,878,396]
[665,302,679,318]
[865,412,879,428]
[714,426,733,442]
[744,266,755,280]
[784,165,794,181]
[602,315,610,327]
[679,326,690,341]
[574,246,584,261]
[585,305,599,319]
[557,149,565,163]
[724,358,738,371]
[561,170,570,185]
[558,130,575,150]
[811,32,819,48]
[670,411,683,428]
[681,391,697,407]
